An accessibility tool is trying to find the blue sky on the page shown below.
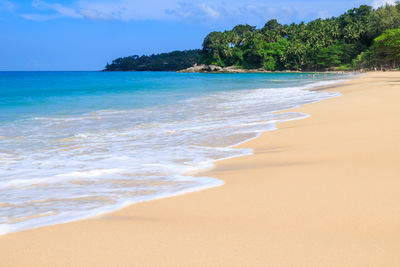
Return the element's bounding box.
[0,0,395,70]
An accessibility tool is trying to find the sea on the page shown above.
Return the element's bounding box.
[0,71,347,235]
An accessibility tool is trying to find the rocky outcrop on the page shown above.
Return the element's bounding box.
[178,64,223,73]
[178,64,271,73]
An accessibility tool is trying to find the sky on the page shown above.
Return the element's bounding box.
[0,0,396,70]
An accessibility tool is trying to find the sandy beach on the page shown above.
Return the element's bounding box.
[1,72,400,266]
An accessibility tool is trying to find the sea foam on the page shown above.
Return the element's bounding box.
[0,75,346,235]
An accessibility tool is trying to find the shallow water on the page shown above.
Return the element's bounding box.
[0,71,345,234]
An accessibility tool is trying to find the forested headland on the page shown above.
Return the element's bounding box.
[105,3,400,72]
[104,50,201,71]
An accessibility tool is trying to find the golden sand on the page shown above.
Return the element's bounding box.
[1,72,400,266]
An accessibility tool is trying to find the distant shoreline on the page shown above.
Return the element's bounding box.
[103,67,361,74]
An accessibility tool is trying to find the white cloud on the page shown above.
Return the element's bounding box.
[32,0,83,18]
[166,2,224,20]
[20,13,60,21]
[371,0,396,8]
[166,2,304,25]
[20,0,227,22]
[22,0,83,21]
[19,0,352,24]
[76,0,164,21]
[22,0,175,21]
[199,4,220,18]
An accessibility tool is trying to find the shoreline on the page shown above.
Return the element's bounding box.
[0,76,346,236]
[104,68,359,74]
[1,72,400,266]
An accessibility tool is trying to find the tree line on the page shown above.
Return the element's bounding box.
[104,50,201,71]
[105,3,400,71]
[201,3,400,71]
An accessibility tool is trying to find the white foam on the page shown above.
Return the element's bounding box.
[0,76,346,235]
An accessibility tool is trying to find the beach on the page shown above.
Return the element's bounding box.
[1,72,400,266]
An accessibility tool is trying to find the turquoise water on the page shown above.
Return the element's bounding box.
[0,71,345,234]
[0,72,338,122]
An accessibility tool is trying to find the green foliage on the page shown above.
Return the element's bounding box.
[314,45,343,68]
[242,39,268,68]
[373,28,400,61]
[200,2,400,71]
[264,38,289,70]
[336,64,354,71]
[352,50,377,69]
[104,50,201,71]
[262,19,282,31]
[354,28,400,68]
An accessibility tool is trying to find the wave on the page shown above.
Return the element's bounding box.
[0,76,345,235]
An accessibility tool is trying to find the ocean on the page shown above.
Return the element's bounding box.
[0,71,345,234]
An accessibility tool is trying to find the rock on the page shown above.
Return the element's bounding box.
[178,64,250,73]
[177,64,209,73]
